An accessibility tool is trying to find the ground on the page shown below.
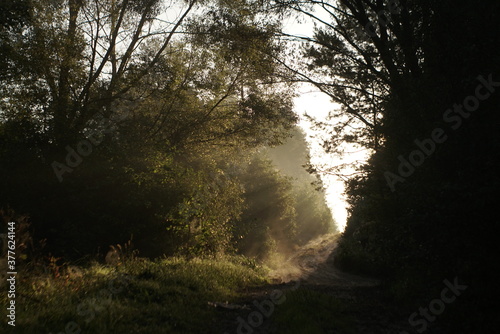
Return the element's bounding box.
[215,234,446,334]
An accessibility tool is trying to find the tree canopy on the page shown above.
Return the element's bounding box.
[1,0,338,263]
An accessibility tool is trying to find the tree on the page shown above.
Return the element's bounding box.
[278,1,500,329]
[267,127,336,242]
[234,154,298,261]
[0,0,298,258]
[232,127,336,261]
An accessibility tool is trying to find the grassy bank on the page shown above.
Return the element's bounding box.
[1,256,268,333]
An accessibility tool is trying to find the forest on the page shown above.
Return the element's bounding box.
[1,0,499,333]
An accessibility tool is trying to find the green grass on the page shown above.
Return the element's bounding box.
[1,256,268,334]
[273,288,356,334]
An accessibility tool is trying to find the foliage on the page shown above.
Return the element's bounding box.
[233,154,298,261]
[267,127,336,242]
[0,0,299,259]
[232,128,335,262]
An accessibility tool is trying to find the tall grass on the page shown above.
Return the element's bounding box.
[1,255,268,333]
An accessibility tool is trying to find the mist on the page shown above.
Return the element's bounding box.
[233,127,337,275]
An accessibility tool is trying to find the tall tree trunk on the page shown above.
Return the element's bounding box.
[54,0,81,145]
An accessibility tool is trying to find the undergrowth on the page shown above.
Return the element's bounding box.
[0,255,268,334]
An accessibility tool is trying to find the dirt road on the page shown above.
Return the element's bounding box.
[217,234,418,334]
[269,233,379,287]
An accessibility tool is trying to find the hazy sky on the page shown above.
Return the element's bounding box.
[294,89,351,231]
[283,16,369,232]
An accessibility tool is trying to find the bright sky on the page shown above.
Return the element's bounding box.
[283,14,369,232]
[294,89,351,232]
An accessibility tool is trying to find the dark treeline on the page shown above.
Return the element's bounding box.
[0,0,333,262]
[286,0,500,331]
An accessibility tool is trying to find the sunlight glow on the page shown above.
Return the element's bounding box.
[283,16,370,232]
[295,88,369,232]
